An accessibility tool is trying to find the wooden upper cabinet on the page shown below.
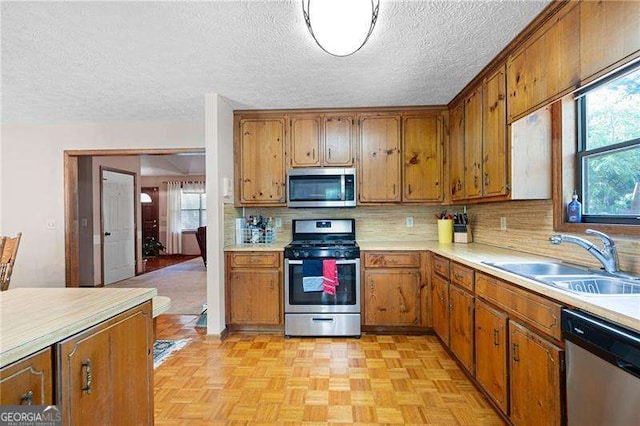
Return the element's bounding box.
[507,2,580,121]
[580,1,640,82]
[237,118,286,205]
[323,114,354,166]
[509,320,563,426]
[449,103,466,201]
[402,113,444,202]
[464,88,483,198]
[290,115,322,167]
[475,299,508,414]
[482,65,508,197]
[358,113,402,203]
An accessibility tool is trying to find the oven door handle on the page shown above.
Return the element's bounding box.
[286,259,358,265]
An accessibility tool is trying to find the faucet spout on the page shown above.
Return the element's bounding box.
[548,230,620,274]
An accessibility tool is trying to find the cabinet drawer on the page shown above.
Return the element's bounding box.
[364,251,421,268]
[451,262,474,292]
[0,347,53,406]
[229,252,281,268]
[432,254,450,278]
[476,273,562,340]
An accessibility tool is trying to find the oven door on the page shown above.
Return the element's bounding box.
[284,258,360,313]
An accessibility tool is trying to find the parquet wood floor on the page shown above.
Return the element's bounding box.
[154,315,505,425]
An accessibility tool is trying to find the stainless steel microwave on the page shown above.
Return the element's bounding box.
[287,168,356,208]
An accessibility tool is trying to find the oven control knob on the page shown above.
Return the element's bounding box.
[293,250,300,258]
[302,251,310,258]
[334,251,340,258]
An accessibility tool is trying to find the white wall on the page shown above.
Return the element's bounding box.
[205,94,234,336]
[0,120,204,288]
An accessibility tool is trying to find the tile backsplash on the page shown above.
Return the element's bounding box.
[224,200,639,275]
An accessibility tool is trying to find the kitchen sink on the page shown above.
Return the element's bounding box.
[483,261,588,278]
[534,275,640,296]
[483,261,640,296]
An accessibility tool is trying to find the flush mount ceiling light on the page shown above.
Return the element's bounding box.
[302,0,380,57]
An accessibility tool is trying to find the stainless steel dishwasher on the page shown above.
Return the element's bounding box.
[562,309,640,425]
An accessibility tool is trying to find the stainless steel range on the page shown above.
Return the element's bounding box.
[284,219,360,337]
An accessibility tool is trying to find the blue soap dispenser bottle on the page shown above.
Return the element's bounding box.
[567,189,582,223]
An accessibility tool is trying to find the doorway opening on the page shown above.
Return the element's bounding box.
[64,148,207,315]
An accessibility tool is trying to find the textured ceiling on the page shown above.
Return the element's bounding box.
[140,154,206,177]
[1,0,549,124]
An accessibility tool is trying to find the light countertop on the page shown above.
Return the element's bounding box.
[224,242,288,251]
[360,241,640,332]
[0,287,157,368]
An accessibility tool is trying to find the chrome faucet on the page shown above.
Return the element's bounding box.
[549,229,621,275]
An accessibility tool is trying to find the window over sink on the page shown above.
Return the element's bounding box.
[577,64,640,225]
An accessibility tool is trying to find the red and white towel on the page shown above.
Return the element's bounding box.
[322,259,339,295]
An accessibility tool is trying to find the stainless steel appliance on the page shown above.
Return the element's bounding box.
[284,219,360,337]
[562,309,640,426]
[286,168,356,208]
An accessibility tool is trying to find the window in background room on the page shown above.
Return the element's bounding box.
[181,192,206,230]
[577,64,640,225]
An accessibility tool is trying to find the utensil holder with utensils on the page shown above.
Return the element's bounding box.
[454,224,473,243]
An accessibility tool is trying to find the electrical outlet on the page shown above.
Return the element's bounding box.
[406,217,414,227]
[500,217,507,231]
[275,217,282,228]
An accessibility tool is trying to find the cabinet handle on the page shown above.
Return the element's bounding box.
[493,329,499,347]
[312,148,316,159]
[512,343,519,363]
[473,175,479,189]
[328,148,332,159]
[398,287,407,313]
[457,180,462,191]
[392,184,396,195]
[484,172,490,186]
[81,359,92,394]
[453,272,462,281]
[21,390,34,406]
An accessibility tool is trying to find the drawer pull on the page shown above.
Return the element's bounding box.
[512,343,520,363]
[454,272,463,281]
[21,390,33,406]
[312,317,334,322]
[493,329,499,347]
[81,359,92,394]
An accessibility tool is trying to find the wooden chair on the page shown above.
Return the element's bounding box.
[1,232,22,291]
[195,226,206,267]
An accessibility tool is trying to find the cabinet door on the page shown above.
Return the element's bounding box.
[0,347,53,406]
[238,118,286,204]
[359,114,401,202]
[290,115,322,167]
[228,270,281,325]
[58,302,153,426]
[449,103,465,200]
[464,87,483,199]
[475,299,508,414]
[431,274,450,345]
[324,115,354,166]
[364,269,420,326]
[449,284,474,373]
[580,1,640,82]
[509,320,563,426]
[482,65,508,197]
[402,114,443,202]
[507,3,579,121]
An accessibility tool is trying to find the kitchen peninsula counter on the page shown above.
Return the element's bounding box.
[0,287,156,367]
[359,240,640,332]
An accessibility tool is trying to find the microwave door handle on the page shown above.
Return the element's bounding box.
[340,175,346,201]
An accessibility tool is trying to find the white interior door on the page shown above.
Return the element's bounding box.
[102,170,135,285]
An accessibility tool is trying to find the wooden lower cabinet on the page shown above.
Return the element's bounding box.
[475,299,508,414]
[364,269,421,326]
[509,320,563,426]
[449,284,474,373]
[0,347,53,406]
[431,273,450,345]
[228,270,281,324]
[57,301,153,426]
[226,251,282,326]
